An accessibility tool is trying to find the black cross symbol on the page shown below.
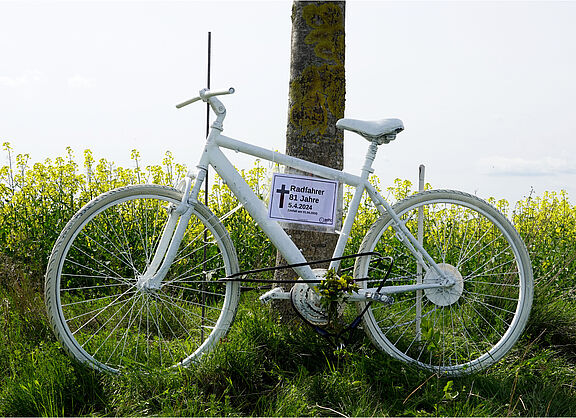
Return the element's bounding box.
[276,184,290,208]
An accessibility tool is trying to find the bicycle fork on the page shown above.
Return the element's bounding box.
[135,175,198,291]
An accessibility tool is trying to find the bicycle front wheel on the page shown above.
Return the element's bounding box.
[45,185,240,372]
[355,190,533,376]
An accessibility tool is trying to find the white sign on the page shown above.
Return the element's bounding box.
[268,173,338,227]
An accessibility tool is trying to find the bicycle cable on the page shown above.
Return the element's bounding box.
[218,251,387,284]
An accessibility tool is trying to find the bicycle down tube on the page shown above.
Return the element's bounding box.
[137,93,453,299]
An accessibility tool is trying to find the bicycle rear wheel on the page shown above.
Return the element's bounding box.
[45,185,240,372]
[355,190,533,376]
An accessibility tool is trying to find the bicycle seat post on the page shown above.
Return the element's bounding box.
[361,141,379,179]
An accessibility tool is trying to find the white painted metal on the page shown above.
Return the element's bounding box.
[170,89,452,299]
[45,87,533,375]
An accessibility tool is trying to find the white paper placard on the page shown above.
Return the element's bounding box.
[268,173,338,227]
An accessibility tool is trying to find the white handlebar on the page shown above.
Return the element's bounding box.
[176,87,235,109]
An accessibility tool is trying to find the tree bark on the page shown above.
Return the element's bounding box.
[273,1,345,316]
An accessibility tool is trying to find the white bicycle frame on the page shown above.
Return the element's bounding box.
[137,88,453,302]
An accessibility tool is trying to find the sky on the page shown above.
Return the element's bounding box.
[1,0,576,204]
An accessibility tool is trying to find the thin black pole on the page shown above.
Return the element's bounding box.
[201,31,211,343]
[205,31,211,205]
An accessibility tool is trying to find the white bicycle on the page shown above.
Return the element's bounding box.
[45,87,533,375]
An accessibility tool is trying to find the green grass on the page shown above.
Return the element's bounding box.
[1,278,575,416]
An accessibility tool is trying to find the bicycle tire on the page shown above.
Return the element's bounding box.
[355,190,533,376]
[45,185,240,372]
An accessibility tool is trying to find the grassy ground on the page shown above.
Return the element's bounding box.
[1,255,575,417]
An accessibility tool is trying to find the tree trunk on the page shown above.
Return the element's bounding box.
[273,1,345,317]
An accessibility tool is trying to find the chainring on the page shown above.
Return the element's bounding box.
[290,268,349,326]
[291,281,328,326]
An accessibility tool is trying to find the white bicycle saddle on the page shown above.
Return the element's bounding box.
[336,118,404,144]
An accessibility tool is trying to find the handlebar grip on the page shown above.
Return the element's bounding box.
[176,87,235,109]
[175,96,202,109]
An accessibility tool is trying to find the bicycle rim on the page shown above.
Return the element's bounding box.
[356,190,533,375]
[45,185,240,372]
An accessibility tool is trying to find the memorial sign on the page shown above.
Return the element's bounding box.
[268,173,338,228]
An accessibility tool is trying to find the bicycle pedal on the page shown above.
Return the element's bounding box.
[366,292,394,305]
[259,287,290,304]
